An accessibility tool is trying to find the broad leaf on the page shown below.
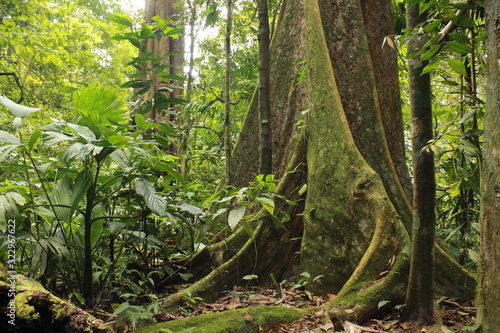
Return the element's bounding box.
[446,41,472,54]
[136,178,166,216]
[0,130,22,145]
[257,196,275,215]
[450,181,462,198]
[228,206,247,231]
[447,58,467,76]
[110,14,133,27]
[0,145,19,162]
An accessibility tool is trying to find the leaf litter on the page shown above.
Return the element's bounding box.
[150,284,476,333]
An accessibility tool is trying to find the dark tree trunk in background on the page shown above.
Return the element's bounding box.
[179,0,197,179]
[257,0,273,176]
[401,1,436,325]
[476,0,500,331]
[224,0,234,186]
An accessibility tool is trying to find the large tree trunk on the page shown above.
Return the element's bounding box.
[159,0,476,324]
[476,0,500,331]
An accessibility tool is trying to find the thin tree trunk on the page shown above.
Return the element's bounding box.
[83,174,97,307]
[476,0,500,330]
[180,0,197,179]
[224,0,234,186]
[257,0,273,176]
[401,2,436,325]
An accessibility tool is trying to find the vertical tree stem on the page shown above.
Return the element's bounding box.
[257,0,272,176]
[224,0,234,186]
[402,1,436,325]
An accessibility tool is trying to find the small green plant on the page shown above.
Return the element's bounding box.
[293,271,324,289]
[112,300,159,331]
[206,174,294,237]
[181,289,204,306]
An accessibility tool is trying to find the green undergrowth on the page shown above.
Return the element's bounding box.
[132,305,303,333]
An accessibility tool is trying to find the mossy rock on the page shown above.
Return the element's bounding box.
[133,305,303,333]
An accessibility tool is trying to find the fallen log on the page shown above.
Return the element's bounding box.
[0,273,111,333]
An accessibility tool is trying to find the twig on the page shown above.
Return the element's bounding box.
[0,72,24,103]
[436,0,474,45]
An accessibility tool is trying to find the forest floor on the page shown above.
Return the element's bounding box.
[143,284,477,333]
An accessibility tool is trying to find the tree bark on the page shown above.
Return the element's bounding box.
[143,0,184,130]
[476,0,500,331]
[224,0,234,186]
[400,2,436,325]
[179,0,197,179]
[160,0,476,322]
[257,0,273,176]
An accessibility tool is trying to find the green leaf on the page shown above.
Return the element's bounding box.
[447,58,467,76]
[110,149,130,170]
[107,135,129,145]
[73,83,128,125]
[68,123,96,141]
[444,223,465,243]
[136,178,166,216]
[205,10,219,27]
[467,249,479,263]
[72,171,92,212]
[423,19,442,33]
[72,292,86,305]
[121,80,152,89]
[110,14,134,27]
[420,44,441,62]
[451,15,474,28]
[240,220,254,237]
[228,206,246,231]
[298,184,307,196]
[135,113,151,131]
[242,274,258,280]
[28,130,42,152]
[458,109,476,124]
[173,203,204,216]
[0,130,22,145]
[446,41,472,55]
[440,80,460,87]
[450,181,462,198]
[43,131,75,146]
[49,179,71,223]
[462,129,484,138]
[153,161,184,183]
[378,300,390,309]
[91,219,104,247]
[0,145,18,162]
[448,33,469,44]
[62,142,103,162]
[257,196,275,215]
[421,58,441,75]
[127,37,143,49]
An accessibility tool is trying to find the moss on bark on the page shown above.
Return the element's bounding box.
[476,0,500,330]
[133,305,303,333]
[159,0,475,326]
[0,273,111,333]
[300,0,404,294]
